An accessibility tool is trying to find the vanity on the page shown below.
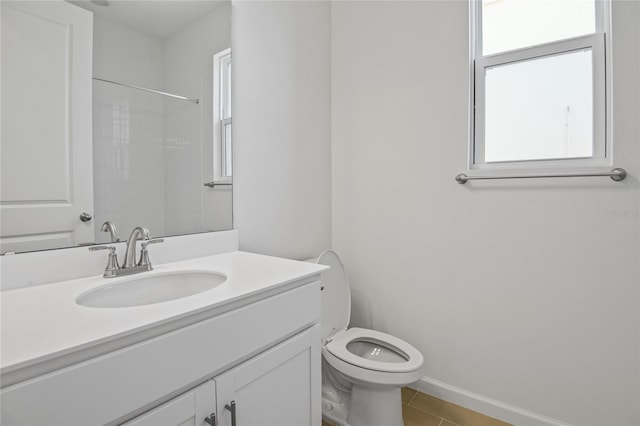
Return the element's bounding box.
[1,235,327,426]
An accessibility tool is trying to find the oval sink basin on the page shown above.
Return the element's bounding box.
[77,271,227,308]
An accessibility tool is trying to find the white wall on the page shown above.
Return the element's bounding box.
[163,3,232,235]
[92,18,166,241]
[332,1,639,425]
[232,1,332,259]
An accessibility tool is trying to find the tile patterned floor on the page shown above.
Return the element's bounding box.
[322,387,512,426]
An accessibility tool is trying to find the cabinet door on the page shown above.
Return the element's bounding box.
[215,326,321,426]
[215,326,322,426]
[123,380,216,426]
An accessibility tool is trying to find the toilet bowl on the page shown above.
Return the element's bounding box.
[314,250,424,426]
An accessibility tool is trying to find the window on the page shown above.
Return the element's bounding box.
[471,0,610,168]
[213,48,232,183]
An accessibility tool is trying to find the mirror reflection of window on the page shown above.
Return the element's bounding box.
[214,48,232,183]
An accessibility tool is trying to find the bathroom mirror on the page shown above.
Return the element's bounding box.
[0,0,232,254]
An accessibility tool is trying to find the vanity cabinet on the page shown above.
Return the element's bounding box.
[125,326,319,426]
[1,279,321,426]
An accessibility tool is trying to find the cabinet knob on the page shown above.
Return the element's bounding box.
[79,212,93,222]
[204,412,216,426]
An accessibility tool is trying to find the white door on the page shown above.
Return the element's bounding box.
[0,0,94,253]
[215,327,321,426]
[123,380,216,426]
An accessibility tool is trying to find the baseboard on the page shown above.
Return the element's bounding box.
[411,376,573,426]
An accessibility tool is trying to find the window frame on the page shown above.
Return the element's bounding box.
[469,0,612,171]
[213,48,232,184]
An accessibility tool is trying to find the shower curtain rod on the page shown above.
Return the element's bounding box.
[93,77,199,104]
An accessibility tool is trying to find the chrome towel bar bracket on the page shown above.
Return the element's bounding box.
[455,167,627,184]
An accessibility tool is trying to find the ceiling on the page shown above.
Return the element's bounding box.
[67,0,226,39]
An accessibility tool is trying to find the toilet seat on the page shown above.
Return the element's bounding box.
[326,327,423,373]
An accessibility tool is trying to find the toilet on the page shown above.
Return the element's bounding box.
[314,250,424,426]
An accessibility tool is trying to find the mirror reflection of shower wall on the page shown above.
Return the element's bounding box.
[92,2,232,244]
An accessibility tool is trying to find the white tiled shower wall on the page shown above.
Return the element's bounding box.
[93,17,166,242]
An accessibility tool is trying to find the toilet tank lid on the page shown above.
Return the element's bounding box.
[317,250,351,340]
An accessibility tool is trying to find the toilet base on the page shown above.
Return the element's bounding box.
[322,396,348,426]
[346,384,403,426]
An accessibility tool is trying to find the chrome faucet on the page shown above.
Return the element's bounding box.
[122,226,150,268]
[89,226,164,278]
[100,221,119,242]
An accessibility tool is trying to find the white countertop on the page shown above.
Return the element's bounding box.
[1,251,327,382]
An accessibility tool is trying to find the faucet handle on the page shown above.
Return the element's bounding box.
[89,245,116,253]
[138,239,164,269]
[89,245,120,278]
[140,238,164,250]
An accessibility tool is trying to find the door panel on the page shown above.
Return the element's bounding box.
[0,0,94,253]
